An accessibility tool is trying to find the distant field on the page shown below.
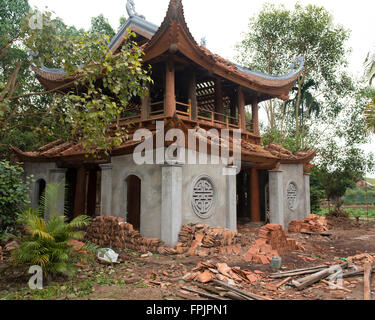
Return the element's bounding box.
[316,207,375,218]
[366,177,375,185]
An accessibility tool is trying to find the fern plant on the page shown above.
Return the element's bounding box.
[12,182,92,278]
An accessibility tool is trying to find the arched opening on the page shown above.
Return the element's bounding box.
[36,179,46,206]
[126,175,141,230]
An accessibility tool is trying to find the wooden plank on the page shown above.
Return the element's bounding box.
[212,279,271,300]
[276,277,292,289]
[270,265,328,279]
[364,262,372,300]
[181,286,229,301]
[321,280,352,293]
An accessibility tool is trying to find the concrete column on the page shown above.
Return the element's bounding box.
[250,168,261,222]
[304,173,311,217]
[268,170,284,227]
[161,164,182,247]
[100,164,113,216]
[48,168,67,217]
[226,166,237,230]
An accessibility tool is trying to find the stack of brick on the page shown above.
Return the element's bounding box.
[85,216,165,254]
[288,214,329,233]
[243,224,303,264]
[176,224,241,256]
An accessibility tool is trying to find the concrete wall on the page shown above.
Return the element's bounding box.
[268,163,310,229]
[23,162,66,217]
[109,148,237,246]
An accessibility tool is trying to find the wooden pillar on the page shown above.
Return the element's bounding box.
[238,87,246,131]
[252,98,259,135]
[86,170,97,216]
[74,166,86,218]
[165,58,176,117]
[188,68,198,121]
[141,84,151,120]
[249,167,261,222]
[215,78,224,121]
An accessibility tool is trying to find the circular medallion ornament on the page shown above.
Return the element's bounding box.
[191,175,216,219]
[286,182,298,210]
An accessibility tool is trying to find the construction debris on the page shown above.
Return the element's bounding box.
[183,262,262,286]
[85,217,165,254]
[347,253,375,265]
[288,214,329,233]
[176,224,241,256]
[243,224,304,264]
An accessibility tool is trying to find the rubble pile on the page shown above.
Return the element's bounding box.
[176,224,242,256]
[347,253,375,265]
[85,216,165,254]
[183,262,262,285]
[288,214,329,233]
[244,224,304,264]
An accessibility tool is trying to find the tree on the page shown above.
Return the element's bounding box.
[364,51,375,133]
[313,141,374,214]
[0,160,32,234]
[90,14,115,38]
[0,4,152,158]
[236,3,351,151]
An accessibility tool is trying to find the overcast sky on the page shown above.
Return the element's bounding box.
[28,0,375,175]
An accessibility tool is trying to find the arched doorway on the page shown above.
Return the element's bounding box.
[126,175,141,230]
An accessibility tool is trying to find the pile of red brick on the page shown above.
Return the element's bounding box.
[288,214,329,233]
[85,216,165,254]
[243,224,303,264]
[183,262,262,285]
[176,224,241,256]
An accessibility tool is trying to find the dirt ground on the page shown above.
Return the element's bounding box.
[1,217,375,301]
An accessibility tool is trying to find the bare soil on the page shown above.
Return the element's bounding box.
[1,218,375,300]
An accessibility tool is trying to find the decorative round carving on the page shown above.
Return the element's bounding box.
[191,175,216,219]
[286,182,298,210]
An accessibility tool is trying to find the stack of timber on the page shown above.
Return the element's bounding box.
[243,224,304,264]
[288,214,329,234]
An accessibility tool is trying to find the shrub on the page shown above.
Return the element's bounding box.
[12,182,92,278]
[0,161,32,234]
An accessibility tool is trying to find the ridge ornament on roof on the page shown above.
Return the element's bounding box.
[126,0,145,20]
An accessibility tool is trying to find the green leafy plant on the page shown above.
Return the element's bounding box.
[0,161,32,234]
[12,182,92,278]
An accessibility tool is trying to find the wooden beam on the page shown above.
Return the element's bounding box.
[249,167,261,222]
[364,262,372,300]
[215,78,224,121]
[165,57,176,117]
[237,87,246,131]
[252,97,259,135]
[86,170,97,217]
[188,68,198,121]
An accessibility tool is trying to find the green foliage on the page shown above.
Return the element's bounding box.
[0,161,31,234]
[90,14,115,38]
[313,141,375,211]
[236,2,363,151]
[1,4,151,159]
[12,182,92,278]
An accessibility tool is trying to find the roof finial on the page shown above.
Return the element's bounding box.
[126,0,145,20]
[200,37,207,47]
